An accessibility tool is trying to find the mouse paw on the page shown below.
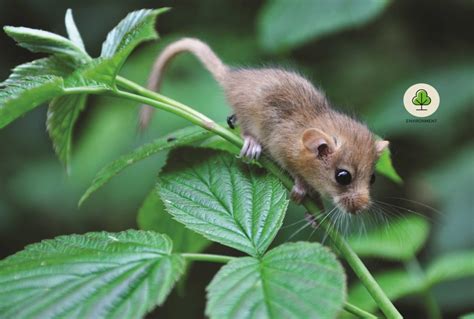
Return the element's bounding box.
[239,135,262,160]
[290,178,307,203]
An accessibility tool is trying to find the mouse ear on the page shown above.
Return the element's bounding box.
[302,128,335,158]
[375,140,389,156]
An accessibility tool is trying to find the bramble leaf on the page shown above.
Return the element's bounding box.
[46,94,88,170]
[206,242,346,319]
[65,9,86,51]
[158,147,288,257]
[0,76,65,129]
[79,126,213,206]
[348,215,429,261]
[100,8,169,82]
[138,190,210,253]
[3,26,90,64]
[0,56,73,87]
[0,230,185,319]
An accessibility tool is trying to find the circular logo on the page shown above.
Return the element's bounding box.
[403,83,440,117]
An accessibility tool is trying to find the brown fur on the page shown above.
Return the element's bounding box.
[141,38,389,214]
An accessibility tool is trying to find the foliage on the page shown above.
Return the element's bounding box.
[206,242,346,319]
[0,230,185,319]
[158,147,288,257]
[0,3,472,319]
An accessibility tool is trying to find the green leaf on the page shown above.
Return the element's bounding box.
[138,190,210,253]
[79,126,213,206]
[348,270,422,313]
[99,8,169,81]
[65,9,86,51]
[258,0,391,52]
[3,26,90,63]
[347,215,429,261]
[375,147,402,184]
[412,89,431,106]
[46,94,87,170]
[1,56,73,87]
[0,230,184,319]
[206,242,346,319]
[158,147,288,257]
[460,313,474,319]
[0,75,65,129]
[426,250,474,286]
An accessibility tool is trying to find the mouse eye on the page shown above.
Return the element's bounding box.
[335,169,352,185]
[370,173,376,185]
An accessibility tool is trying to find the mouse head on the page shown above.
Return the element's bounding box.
[301,125,389,214]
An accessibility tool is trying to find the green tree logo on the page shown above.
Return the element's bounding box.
[412,89,431,111]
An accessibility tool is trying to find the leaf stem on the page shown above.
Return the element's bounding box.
[111,78,402,319]
[344,302,378,319]
[181,253,235,264]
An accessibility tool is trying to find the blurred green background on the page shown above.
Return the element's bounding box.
[0,0,472,318]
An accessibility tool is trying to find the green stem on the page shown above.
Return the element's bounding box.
[112,78,401,319]
[405,259,442,319]
[344,302,378,319]
[181,253,235,264]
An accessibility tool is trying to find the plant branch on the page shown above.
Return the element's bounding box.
[181,253,235,264]
[344,302,378,319]
[112,78,402,319]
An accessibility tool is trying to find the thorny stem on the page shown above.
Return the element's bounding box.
[114,77,402,319]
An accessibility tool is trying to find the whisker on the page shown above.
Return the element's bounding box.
[385,196,444,216]
[375,200,432,222]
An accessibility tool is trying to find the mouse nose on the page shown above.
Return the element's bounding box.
[342,193,370,214]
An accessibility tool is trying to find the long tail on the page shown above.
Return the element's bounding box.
[138,38,228,130]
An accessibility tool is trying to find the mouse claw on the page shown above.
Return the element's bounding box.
[290,178,307,203]
[239,136,262,160]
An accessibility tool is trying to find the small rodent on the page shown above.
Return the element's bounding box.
[140,38,389,214]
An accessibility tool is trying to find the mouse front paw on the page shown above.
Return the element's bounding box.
[290,178,307,203]
[239,135,262,160]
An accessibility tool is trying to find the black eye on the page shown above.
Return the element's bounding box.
[335,169,352,185]
[370,174,376,185]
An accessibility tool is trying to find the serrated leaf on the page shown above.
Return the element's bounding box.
[1,56,74,87]
[46,94,87,169]
[138,190,210,253]
[79,126,213,206]
[159,147,289,257]
[0,75,65,129]
[4,26,89,63]
[426,250,474,286]
[258,0,390,52]
[99,8,169,81]
[206,242,346,319]
[348,270,423,314]
[65,9,86,51]
[347,215,429,261]
[376,148,402,184]
[0,230,184,319]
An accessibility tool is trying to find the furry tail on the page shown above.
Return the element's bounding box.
[138,38,228,130]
